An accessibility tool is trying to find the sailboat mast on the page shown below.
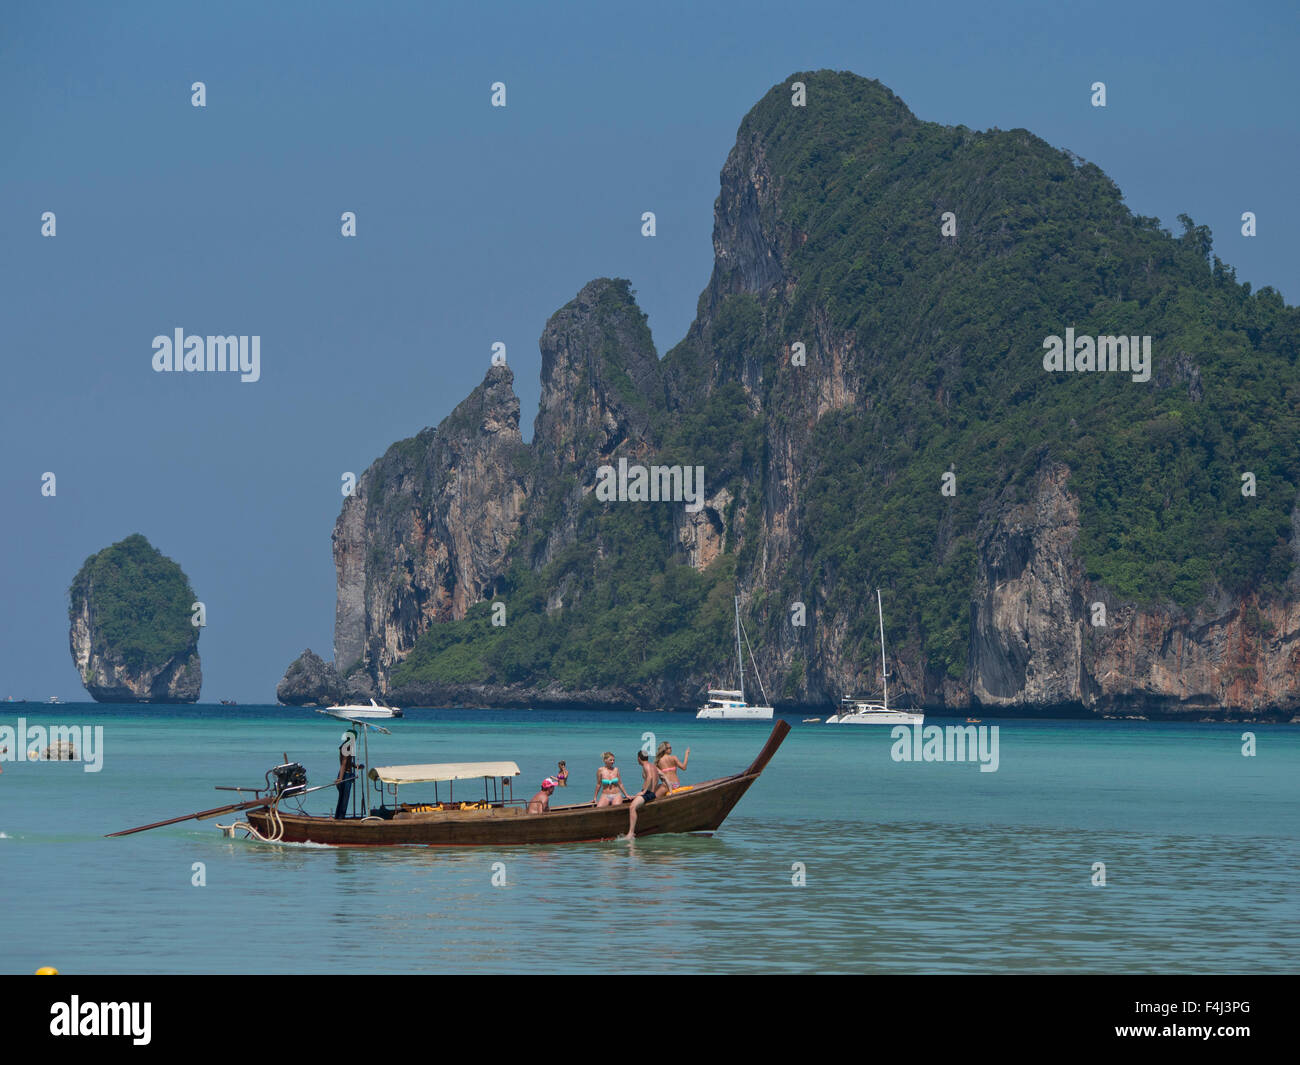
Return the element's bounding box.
[877,588,889,711]
[735,595,745,701]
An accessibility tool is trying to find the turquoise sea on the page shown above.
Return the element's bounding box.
[1,704,1296,974]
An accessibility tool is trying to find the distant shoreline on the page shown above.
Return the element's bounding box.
[4,699,1296,724]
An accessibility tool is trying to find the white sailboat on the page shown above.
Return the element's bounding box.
[826,589,924,725]
[697,597,774,720]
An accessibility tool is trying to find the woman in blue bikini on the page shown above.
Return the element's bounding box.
[594,751,629,807]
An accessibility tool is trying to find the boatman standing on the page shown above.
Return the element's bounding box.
[335,729,358,819]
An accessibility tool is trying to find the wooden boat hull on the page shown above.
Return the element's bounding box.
[245,720,790,847]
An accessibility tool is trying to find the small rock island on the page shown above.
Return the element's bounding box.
[68,533,202,703]
[277,648,344,706]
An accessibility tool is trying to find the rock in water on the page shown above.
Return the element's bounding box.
[276,649,344,706]
[68,534,201,703]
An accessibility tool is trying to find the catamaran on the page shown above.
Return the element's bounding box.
[697,596,774,720]
[826,589,924,725]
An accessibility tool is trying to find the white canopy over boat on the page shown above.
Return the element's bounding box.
[368,761,521,785]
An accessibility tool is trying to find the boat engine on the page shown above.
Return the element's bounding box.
[268,761,308,797]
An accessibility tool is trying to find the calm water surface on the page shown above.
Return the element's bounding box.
[1,705,1295,974]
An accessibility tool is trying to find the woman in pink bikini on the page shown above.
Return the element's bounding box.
[655,741,690,793]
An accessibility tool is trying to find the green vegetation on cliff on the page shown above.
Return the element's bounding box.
[387,70,1300,701]
[735,73,1297,680]
[392,501,741,694]
[69,534,198,672]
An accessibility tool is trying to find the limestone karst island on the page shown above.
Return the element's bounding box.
[279,73,1300,721]
[68,534,201,703]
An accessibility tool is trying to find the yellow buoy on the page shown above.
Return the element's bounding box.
[35,966,59,975]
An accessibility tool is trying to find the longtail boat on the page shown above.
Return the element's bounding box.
[109,719,790,847]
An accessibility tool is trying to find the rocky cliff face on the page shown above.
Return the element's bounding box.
[312,283,664,699]
[70,596,201,702]
[535,281,663,471]
[279,71,1300,719]
[330,364,531,689]
[525,279,664,569]
[966,463,1300,713]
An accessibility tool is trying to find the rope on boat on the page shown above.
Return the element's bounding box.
[255,800,286,842]
[216,798,285,843]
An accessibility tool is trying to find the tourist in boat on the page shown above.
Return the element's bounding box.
[656,741,690,793]
[624,751,661,839]
[528,777,558,814]
[555,760,568,787]
[334,730,357,819]
[594,752,629,806]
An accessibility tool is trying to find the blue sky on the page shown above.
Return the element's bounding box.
[2,0,1297,701]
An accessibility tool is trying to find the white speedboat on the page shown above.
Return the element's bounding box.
[826,589,924,725]
[697,597,773,720]
[322,698,404,720]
